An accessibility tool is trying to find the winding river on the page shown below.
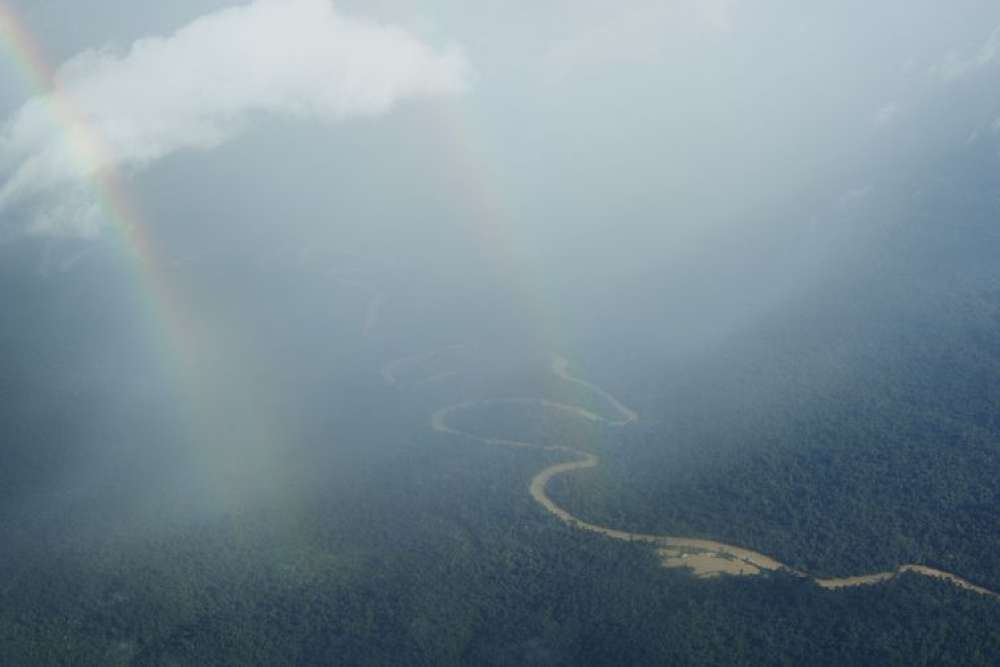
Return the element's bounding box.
[390,349,1000,600]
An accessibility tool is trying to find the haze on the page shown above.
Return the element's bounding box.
[3,1,1000,664]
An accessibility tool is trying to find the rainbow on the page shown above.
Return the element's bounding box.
[0,3,194,377]
[427,102,566,354]
[0,4,317,510]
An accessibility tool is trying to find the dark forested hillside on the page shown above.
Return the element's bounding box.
[5,221,1000,665]
[549,148,1000,592]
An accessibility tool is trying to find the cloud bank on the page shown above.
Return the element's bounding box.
[0,0,471,237]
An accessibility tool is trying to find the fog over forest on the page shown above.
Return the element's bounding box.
[3,1,1000,664]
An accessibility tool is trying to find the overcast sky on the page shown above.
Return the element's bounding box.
[1,0,999,285]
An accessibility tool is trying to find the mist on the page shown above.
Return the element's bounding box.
[3,1,1000,663]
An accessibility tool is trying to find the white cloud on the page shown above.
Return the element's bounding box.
[0,0,471,237]
[932,23,1000,81]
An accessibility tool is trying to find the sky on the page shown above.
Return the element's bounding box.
[0,4,995,209]
[0,0,996,380]
[0,0,998,351]
[2,1,998,238]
